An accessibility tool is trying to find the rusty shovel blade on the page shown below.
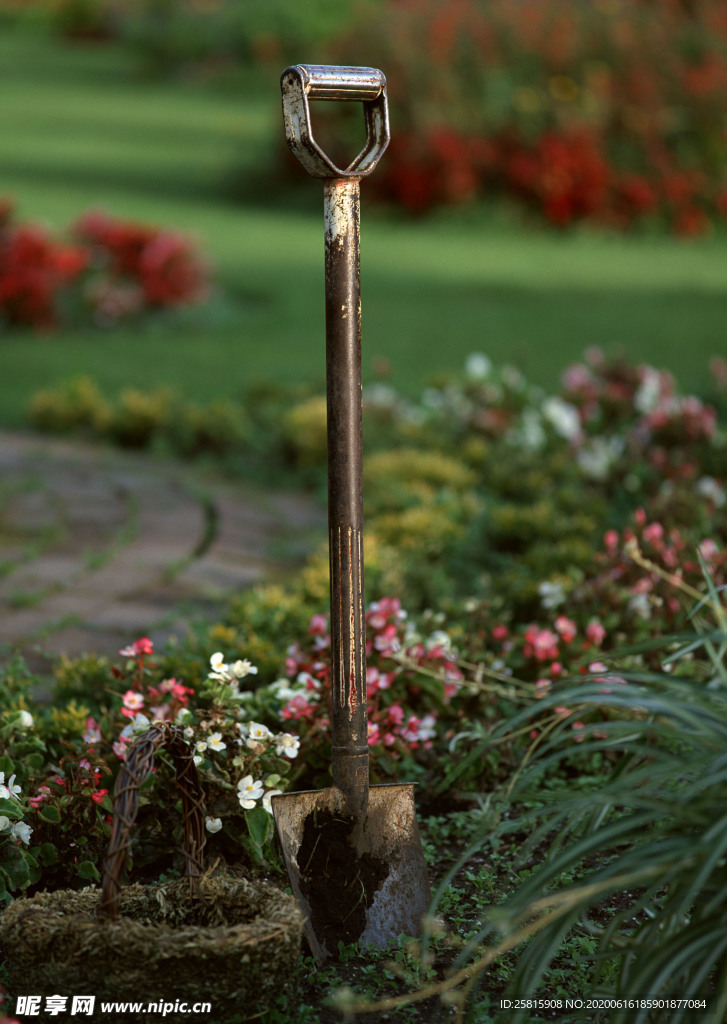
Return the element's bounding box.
[272,783,431,964]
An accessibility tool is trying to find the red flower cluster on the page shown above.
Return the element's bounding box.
[0,208,87,329]
[336,0,727,232]
[0,200,209,331]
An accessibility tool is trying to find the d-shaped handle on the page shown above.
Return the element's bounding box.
[281,63,390,179]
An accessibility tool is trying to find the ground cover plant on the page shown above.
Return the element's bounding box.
[3,348,727,1020]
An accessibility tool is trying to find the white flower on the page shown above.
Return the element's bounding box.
[0,815,10,831]
[274,733,300,759]
[193,755,204,766]
[207,733,227,752]
[119,713,151,740]
[246,722,272,748]
[270,678,296,701]
[205,816,223,834]
[634,366,663,413]
[232,659,257,679]
[628,593,652,620]
[465,352,492,380]
[512,408,546,452]
[183,726,195,738]
[0,773,21,801]
[13,710,34,729]
[542,396,582,441]
[210,652,225,672]
[195,740,208,753]
[237,776,264,810]
[538,580,566,610]
[11,821,32,845]
[262,789,283,814]
[576,436,623,481]
[696,476,726,508]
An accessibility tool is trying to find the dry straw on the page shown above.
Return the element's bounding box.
[0,723,303,1023]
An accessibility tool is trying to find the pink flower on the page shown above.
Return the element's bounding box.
[309,614,328,636]
[491,624,509,642]
[91,789,108,804]
[29,785,51,809]
[387,704,405,725]
[524,626,560,662]
[554,616,577,643]
[586,620,606,646]
[119,636,154,658]
[604,529,619,554]
[367,722,380,746]
[572,722,586,742]
[83,716,102,744]
[699,539,719,563]
[281,693,317,721]
[122,690,144,715]
[643,522,664,548]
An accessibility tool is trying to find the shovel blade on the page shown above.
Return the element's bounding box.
[272,783,431,963]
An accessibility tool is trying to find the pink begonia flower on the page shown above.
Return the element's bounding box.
[309,614,328,636]
[119,637,154,657]
[554,616,577,643]
[491,624,509,642]
[91,789,108,804]
[524,626,560,662]
[572,722,586,742]
[642,522,664,548]
[699,539,719,562]
[281,693,317,721]
[122,690,144,710]
[367,667,382,693]
[586,620,606,646]
[588,662,608,673]
[113,739,128,760]
[550,662,564,677]
[83,717,102,744]
[29,785,51,809]
[604,529,619,554]
[534,679,552,699]
[387,704,405,725]
[367,722,380,746]
[555,706,571,718]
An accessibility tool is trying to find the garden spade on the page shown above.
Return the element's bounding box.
[272,64,431,964]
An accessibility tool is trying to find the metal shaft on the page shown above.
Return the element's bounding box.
[324,177,368,819]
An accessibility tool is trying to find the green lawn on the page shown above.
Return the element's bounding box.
[1,28,725,427]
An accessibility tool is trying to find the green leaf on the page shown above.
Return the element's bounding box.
[1,845,31,891]
[0,798,21,819]
[39,805,61,823]
[77,860,100,882]
[24,751,44,771]
[37,842,58,866]
[246,805,272,850]
[0,756,14,775]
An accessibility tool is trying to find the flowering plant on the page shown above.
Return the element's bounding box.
[0,199,209,331]
[330,0,727,232]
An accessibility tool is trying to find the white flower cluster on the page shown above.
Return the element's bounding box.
[237,775,281,814]
[208,652,258,694]
[0,772,33,845]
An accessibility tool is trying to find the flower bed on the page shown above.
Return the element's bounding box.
[329,0,727,231]
[0,201,209,331]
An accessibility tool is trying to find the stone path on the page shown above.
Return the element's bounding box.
[0,432,325,676]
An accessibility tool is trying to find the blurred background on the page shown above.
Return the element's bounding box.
[0,0,725,425]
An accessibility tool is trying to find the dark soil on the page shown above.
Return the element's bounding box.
[298,809,390,952]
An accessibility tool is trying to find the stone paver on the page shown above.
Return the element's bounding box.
[0,432,325,675]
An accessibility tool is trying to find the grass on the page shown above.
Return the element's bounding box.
[0,28,726,429]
